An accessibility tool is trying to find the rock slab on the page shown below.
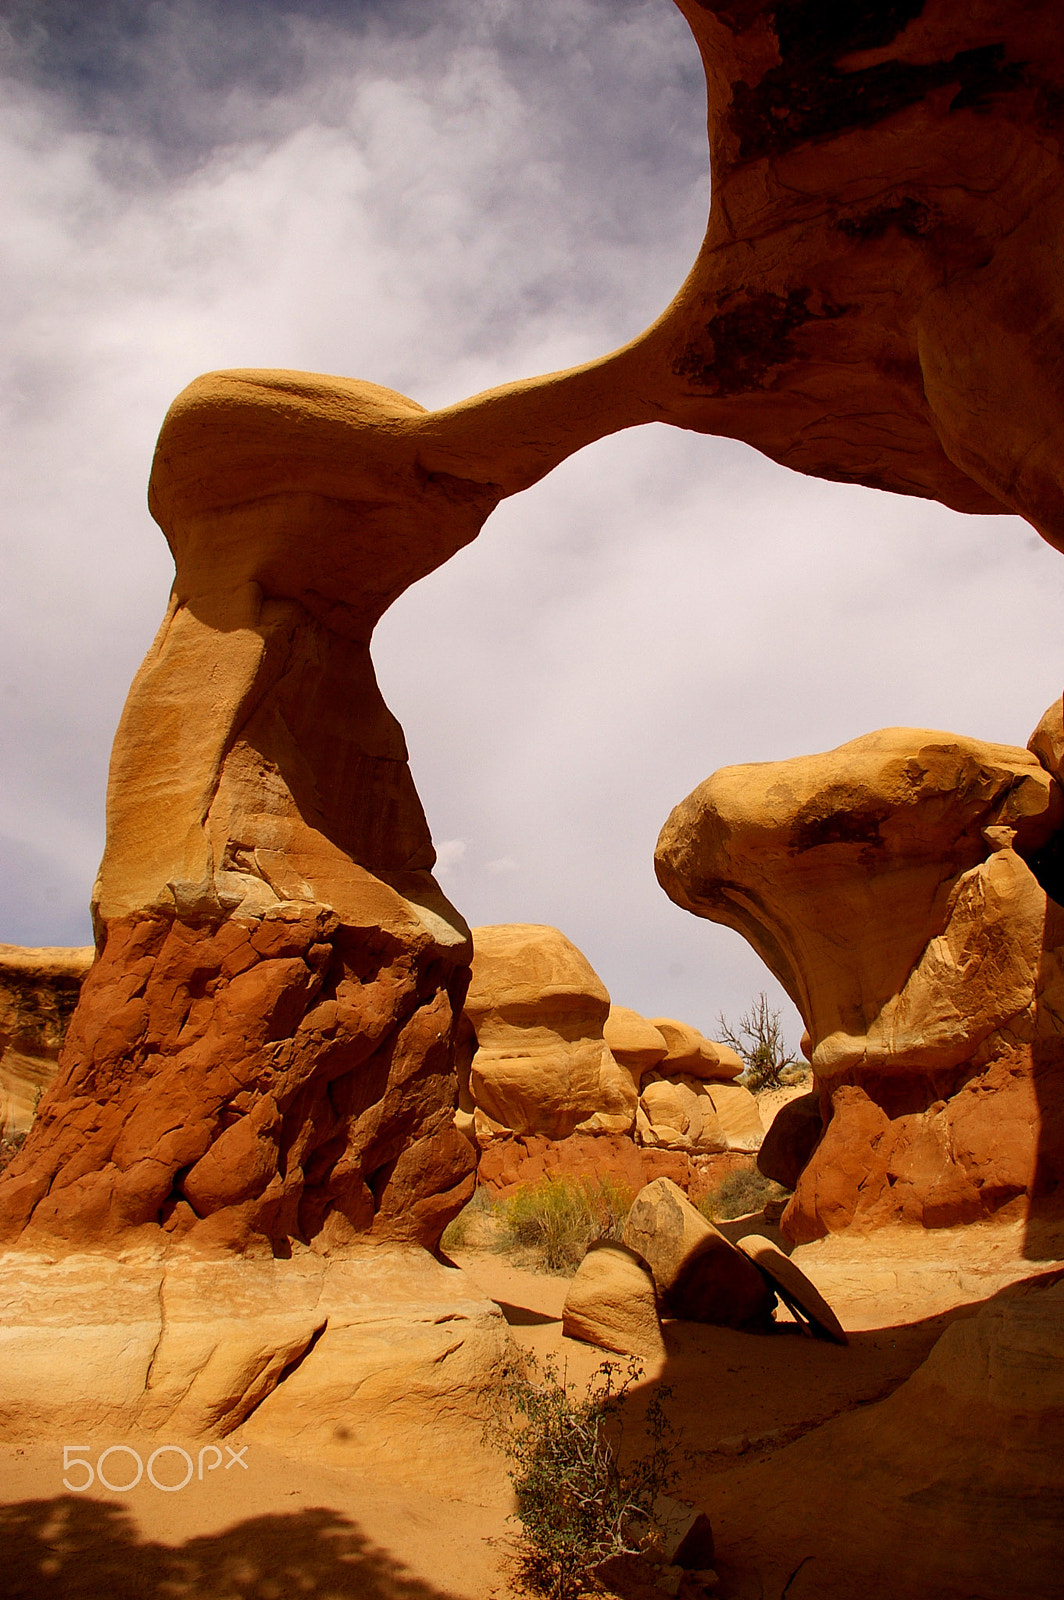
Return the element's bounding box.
[623,1178,775,1329]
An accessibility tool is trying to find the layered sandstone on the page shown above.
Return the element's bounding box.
[0,945,93,1138]
[656,716,1064,1241]
[463,924,637,1140]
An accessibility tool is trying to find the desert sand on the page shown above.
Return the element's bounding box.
[4,1207,1061,1600]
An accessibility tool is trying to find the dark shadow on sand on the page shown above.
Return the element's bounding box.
[0,1499,470,1600]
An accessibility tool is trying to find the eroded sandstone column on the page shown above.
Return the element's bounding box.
[656,713,1064,1242]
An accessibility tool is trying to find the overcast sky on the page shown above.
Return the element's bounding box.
[3,0,1063,1048]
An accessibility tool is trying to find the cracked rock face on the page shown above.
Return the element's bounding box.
[656,714,1064,1240]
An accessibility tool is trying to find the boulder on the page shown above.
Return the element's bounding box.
[622,1178,776,1329]
[757,1092,823,1191]
[638,1075,727,1154]
[656,723,1064,1240]
[653,1495,716,1571]
[649,1019,743,1082]
[464,925,636,1140]
[0,945,93,1138]
[637,1074,761,1155]
[603,1005,667,1081]
[562,1241,665,1359]
[703,1081,763,1152]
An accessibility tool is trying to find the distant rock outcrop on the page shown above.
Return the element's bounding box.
[0,945,93,1139]
[460,924,764,1162]
[657,713,1064,1240]
[463,924,637,1141]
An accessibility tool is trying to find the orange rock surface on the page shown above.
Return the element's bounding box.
[463,924,637,1140]
[0,945,92,1139]
[656,717,1064,1241]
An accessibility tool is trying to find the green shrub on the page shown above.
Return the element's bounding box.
[494,1175,634,1275]
[699,1165,790,1222]
[490,1353,682,1600]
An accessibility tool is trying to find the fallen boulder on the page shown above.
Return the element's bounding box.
[623,1177,775,1330]
[562,1240,665,1359]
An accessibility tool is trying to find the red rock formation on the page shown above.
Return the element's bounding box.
[656,717,1064,1241]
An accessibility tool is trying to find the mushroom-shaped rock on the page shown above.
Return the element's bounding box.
[656,724,1064,1239]
[465,925,636,1140]
[562,1241,665,1359]
[603,1006,667,1083]
[622,1178,775,1329]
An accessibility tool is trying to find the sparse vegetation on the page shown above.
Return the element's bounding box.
[717,992,798,1092]
[699,1165,790,1222]
[495,1176,634,1275]
[490,1352,683,1600]
[442,1176,634,1275]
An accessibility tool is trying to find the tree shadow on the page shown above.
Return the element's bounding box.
[0,1498,473,1600]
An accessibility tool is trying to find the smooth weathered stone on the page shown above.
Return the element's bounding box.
[562,1241,665,1359]
[623,1177,776,1329]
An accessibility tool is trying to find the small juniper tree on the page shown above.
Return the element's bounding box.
[717,992,797,1092]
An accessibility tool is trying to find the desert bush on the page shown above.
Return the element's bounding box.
[699,1166,790,1222]
[717,992,797,1092]
[495,1175,634,1275]
[491,1352,682,1600]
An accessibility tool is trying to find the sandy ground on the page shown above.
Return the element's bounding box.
[3,1191,1061,1598]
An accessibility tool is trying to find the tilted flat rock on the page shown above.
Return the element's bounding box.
[464,924,636,1140]
[562,1241,665,1359]
[623,1177,775,1329]
[737,1233,847,1345]
[0,945,93,1138]
[656,720,1064,1239]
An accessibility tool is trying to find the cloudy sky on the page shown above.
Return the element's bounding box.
[3,0,1063,1048]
